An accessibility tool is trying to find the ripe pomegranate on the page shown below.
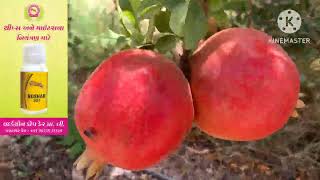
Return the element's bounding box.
[190,28,300,141]
[75,49,194,170]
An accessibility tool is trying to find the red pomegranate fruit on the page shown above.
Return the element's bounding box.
[190,28,300,141]
[75,49,194,170]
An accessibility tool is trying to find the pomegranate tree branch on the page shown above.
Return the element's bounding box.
[247,0,253,27]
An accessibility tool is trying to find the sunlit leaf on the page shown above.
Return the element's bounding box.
[121,10,137,35]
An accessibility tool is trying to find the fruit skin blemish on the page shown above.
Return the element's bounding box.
[20,43,48,115]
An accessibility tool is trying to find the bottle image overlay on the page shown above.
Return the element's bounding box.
[20,44,48,114]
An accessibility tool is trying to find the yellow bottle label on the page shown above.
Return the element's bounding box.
[21,72,48,111]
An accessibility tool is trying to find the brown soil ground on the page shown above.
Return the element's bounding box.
[1,117,319,180]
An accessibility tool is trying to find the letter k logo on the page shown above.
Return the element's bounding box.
[286,16,294,27]
[277,9,302,34]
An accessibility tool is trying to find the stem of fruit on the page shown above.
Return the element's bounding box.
[179,49,192,81]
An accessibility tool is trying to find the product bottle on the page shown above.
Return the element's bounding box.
[20,43,48,114]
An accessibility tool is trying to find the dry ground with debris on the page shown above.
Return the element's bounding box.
[1,113,319,180]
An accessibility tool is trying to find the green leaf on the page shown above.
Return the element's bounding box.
[129,0,141,13]
[184,0,208,50]
[116,36,130,50]
[121,10,137,35]
[68,142,85,159]
[207,0,231,28]
[137,0,161,19]
[58,135,75,146]
[164,0,208,49]
[119,0,132,11]
[139,0,161,10]
[138,4,161,19]
[210,10,230,28]
[155,34,177,53]
[208,0,224,12]
[99,29,127,49]
[161,0,184,10]
[223,0,247,11]
[155,10,172,32]
[131,31,145,45]
[169,0,190,36]
[119,0,142,17]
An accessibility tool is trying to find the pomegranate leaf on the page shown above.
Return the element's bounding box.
[168,0,189,37]
[184,0,208,49]
[155,34,178,53]
[155,10,172,33]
